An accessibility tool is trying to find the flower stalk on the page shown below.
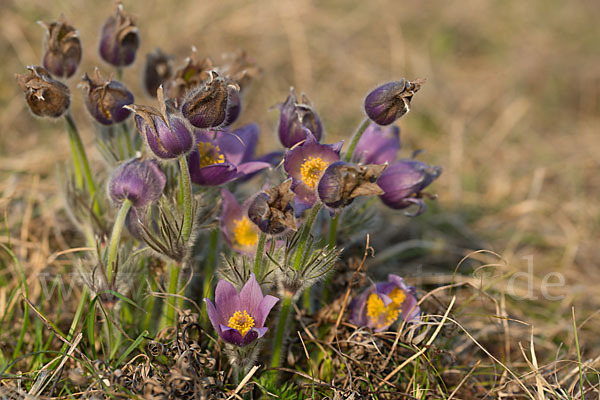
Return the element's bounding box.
[106,198,132,283]
[178,156,193,242]
[253,232,267,280]
[161,262,181,328]
[343,117,371,162]
[270,293,293,368]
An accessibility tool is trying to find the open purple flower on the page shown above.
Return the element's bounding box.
[188,123,270,186]
[283,130,342,215]
[220,189,260,254]
[108,158,166,208]
[277,88,323,148]
[353,123,400,165]
[205,274,278,347]
[350,274,419,332]
[377,159,441,216]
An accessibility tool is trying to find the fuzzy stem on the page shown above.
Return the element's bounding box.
[65,112,101,216]
[253,232,267,280]
[161,263,181,328]
[270,293,293,368]
[201,229,219,328]
[343,117,371,162]
[121,122,134,157]
[293,204,321,271]
[178,156,193,242]
[106,199,132,283]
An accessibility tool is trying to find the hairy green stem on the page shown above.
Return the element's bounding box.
[253,232,267,280]
[121,122,135,157]
[178,156,193,242]
[201,229,219,327]
[343,117,371,162]
[270,293,293,368]
[162,263,181,328]
[293,204,321,271]
[106,199,132,284]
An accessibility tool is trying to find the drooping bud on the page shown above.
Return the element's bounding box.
[277,88,323,148]
[39,16,82,78]
[108,157,166,208]
[98,3,140,67]
[181,72,241,128]
[15,66,70,118]
[318,161,386,209]
[163,49,213,101]
[248,179,296,235]
[81,69,134,125]
[143,48,172,97]
[364,79,425,126]
[128,87,194,159]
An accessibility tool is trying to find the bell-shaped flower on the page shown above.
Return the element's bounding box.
[108,157,166,208]
[220,189,260,254]
[350,274,420,332]
[377,159,441,216]
[188,123,270,186]
[277,88,323,148]
[364,79,424,126]
[40,16,82,79]
[205,274,279,347]
[81,69,134,125]
[283,130,342,215]
[98,3,139,67]
[353,122,400,165]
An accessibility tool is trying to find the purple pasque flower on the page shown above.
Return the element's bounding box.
[364,79,425,126]
[350,274,419,332]
[277,88,323,148]
[205,274,279,347]
[353,122,400,165]
[377,159,441,216]
[283,130,342,215]
[108,157,166,208]
[220,189,260,254]
[188,123,270,186]
[128,88,194,160]
[98,3,139,67]
[81,69,134,125]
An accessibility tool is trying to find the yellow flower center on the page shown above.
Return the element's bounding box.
[300,156,329,188]
[233,217,259,248]
[227,310,255,337]
[365,288,407,329]
[197,142,225,168]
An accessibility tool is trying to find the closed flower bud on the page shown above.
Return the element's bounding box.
[163,50,213,101]
[277,88,323,148]
[128,88,194,159]
[364,78,425,125]
[143,48,172,97]
[318,161,386,209]
[181,72,241,128]
[39,16,82,78]
[15,66,70,118]
[108,158,166,208]
[99,3,139,67]
[81,69,134,125]
[248,179,296,235]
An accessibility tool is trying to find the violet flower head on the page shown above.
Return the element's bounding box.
[364,79,425,126]
[350,274,420,332]
[40,16,82,78]
[128,88,194,159]
[81,69,134,125]
[108,158,166,208]
[188,123,270,186]
[377,159,441,216]
[99,3,139,67]
[220,189,260,254]
[277,88,323,148]
[283,130,342,215]
[353,122,400,165]
[205,274,279,347]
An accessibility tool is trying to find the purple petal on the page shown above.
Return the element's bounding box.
[188,161,239,186]
[256,295,279,327]
[220,189,243,248]
[236,161,271,177]
[284,139,341,182]
[291,181,318,216]
[239,274,264,318]
[204,298,222,331]
[215,124,258,165]
[349,285,375,327]
[353,123,400,165]
[250,327,268,339]
[240,329,260,346]
[215,280,240,321]
[219,325,244,346]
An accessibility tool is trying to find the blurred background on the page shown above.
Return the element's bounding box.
[2,0,600,350]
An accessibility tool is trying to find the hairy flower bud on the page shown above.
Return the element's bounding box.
[99,3,139,67]
[39,16,81,78]
[181,72,241,128]
[108,158,166,208]
[15,66,70,118]
[277,88,323,148]
[143,48,172,97]
[318,162,386,209]
[81,69,134,125]
[163,50,213,101]
[248,179,296,235]
[364,79,425,125]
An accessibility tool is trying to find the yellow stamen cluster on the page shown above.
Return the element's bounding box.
[300,156,328,188]
[227,310,255,337]
[233,217,258,248]
[197,142,225,167]
[366,287,407,329]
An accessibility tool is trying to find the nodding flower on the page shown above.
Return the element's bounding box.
[247,179,296,235]
[98,2,139,67]
[205,274,279,347]
[277,88,323,148]
[364,79,425,126]
[81,69,134,125]
[15,66,70,118]
[220,189,261,254]
[108,157,166,208]
[39,16,81,79]
[350,274,420,332]
[283,130,342,215]
[187,123,270,186]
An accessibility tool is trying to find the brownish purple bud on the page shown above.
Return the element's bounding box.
[217,50,261,92]
[181,72,241,129]
[15,66,70,118]
[163,49,213,101]
[248,179,296,235]
[364,79,425,126]
[318,161,386,209]
[81,69,134,125]
[143,48,172,97]
[39,16,82,78]
[277,88,323,148]
[99,3,139,67]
